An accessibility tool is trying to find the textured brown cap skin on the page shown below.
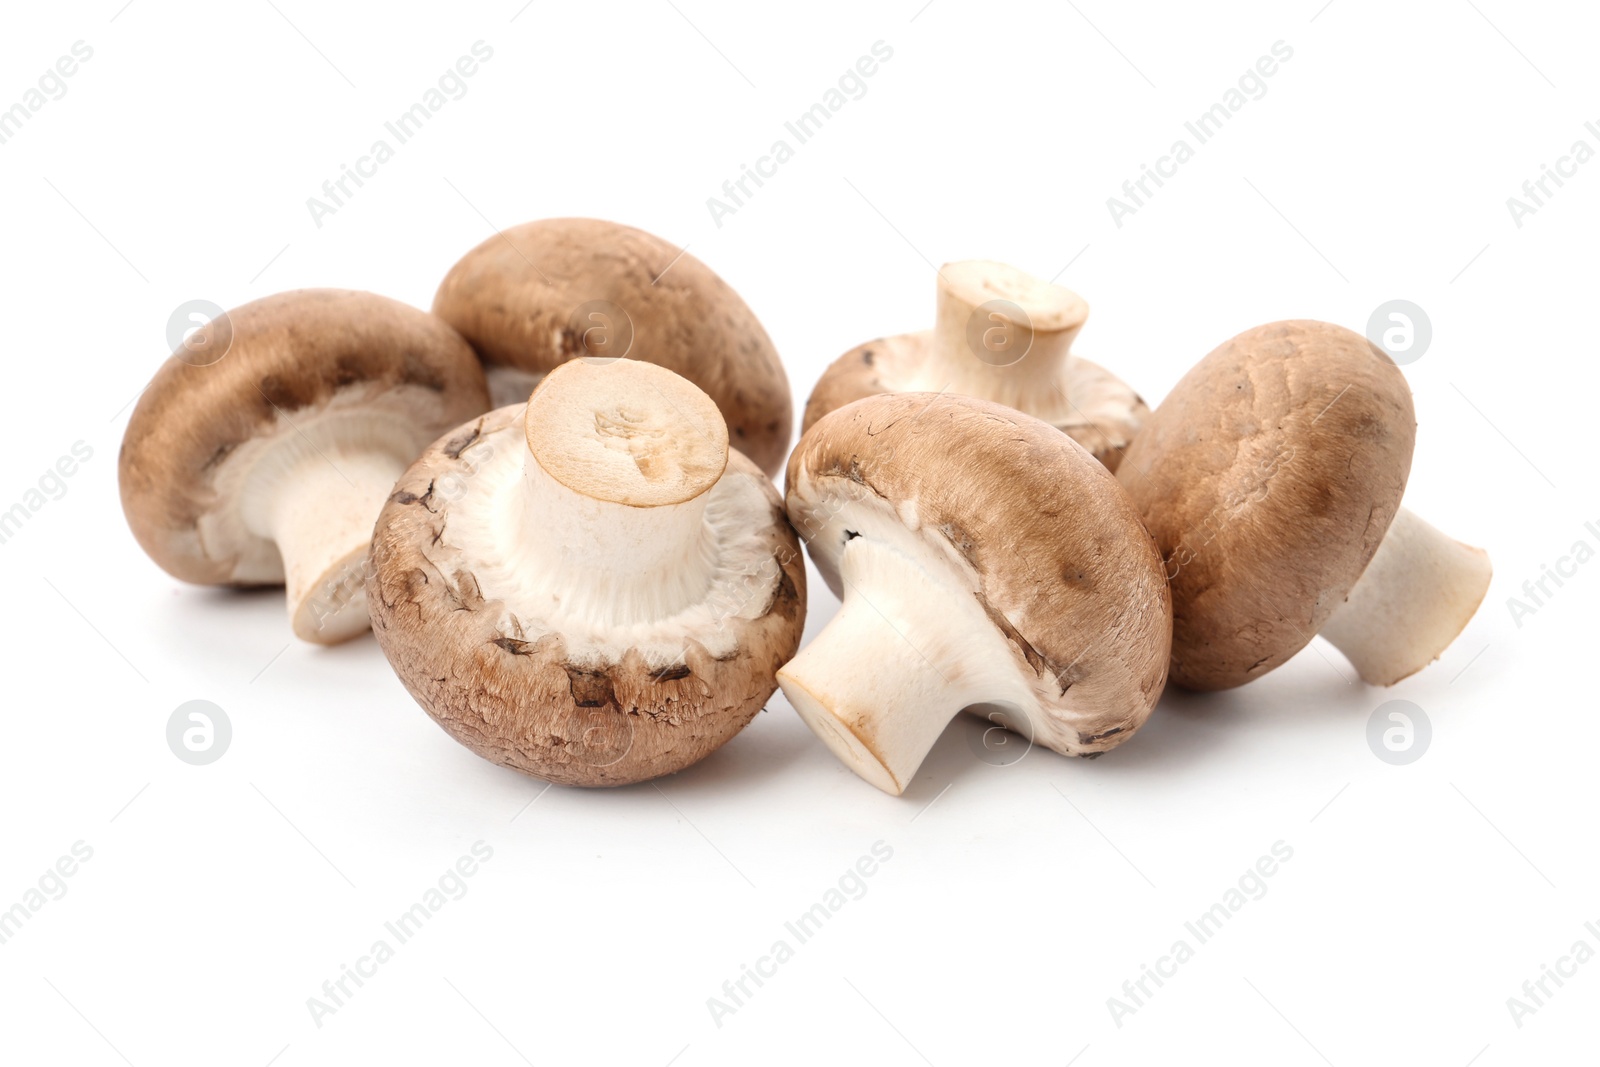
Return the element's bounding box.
[367,406,806,787]
[801,330,1148,471]
[119,289,488,586]
[1116,320,1416,691]
[432,218,793,476]
[800,334,920,437]
[787,393,1172,755]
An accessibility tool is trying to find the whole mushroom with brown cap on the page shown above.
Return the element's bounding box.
[780,392,1172,796]
[1116,319,1492,690]
[119,289,488,645]
[432,217,793,477]
[366,357,805,787]
[802,260,1148,471]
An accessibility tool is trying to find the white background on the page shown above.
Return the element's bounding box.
[1,1,1595,1064]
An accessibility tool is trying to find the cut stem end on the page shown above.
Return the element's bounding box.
[1321,507,1493,685]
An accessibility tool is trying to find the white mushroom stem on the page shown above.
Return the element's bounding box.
[907,260,1089,419]
[510,451,718,628]
[263,450,405,645]
[778,536,1034,796]
[486,357,731,631]
[1320,507,1493,686]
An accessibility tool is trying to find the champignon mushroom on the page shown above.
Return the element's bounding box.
[779,392,1172,795]
[119,289,488,644]
[1116,320,1492,690]
[432,217,793,476]
[366,357,805,786]
[802,260,1148,471]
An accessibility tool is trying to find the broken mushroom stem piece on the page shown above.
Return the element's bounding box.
[1319,507,1493,686]
[911,260,1089,420]
[778,533,1036,796]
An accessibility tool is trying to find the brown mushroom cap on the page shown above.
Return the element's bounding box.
[119,289,487,588]
[367,362,805,787]
[802,331,1149,469]
[1116,320,1416,691]
[432,217,793,476]
[786,392,1172,760]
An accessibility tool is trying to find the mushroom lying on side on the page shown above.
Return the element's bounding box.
[367,358,805,786]
[433,217,794,476]
[119,290,488,644]
[802,260,1149,471]
[1116,320,1492,690]
[780,393,1172,796]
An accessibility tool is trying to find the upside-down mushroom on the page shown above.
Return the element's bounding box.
[367,358,805,786]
